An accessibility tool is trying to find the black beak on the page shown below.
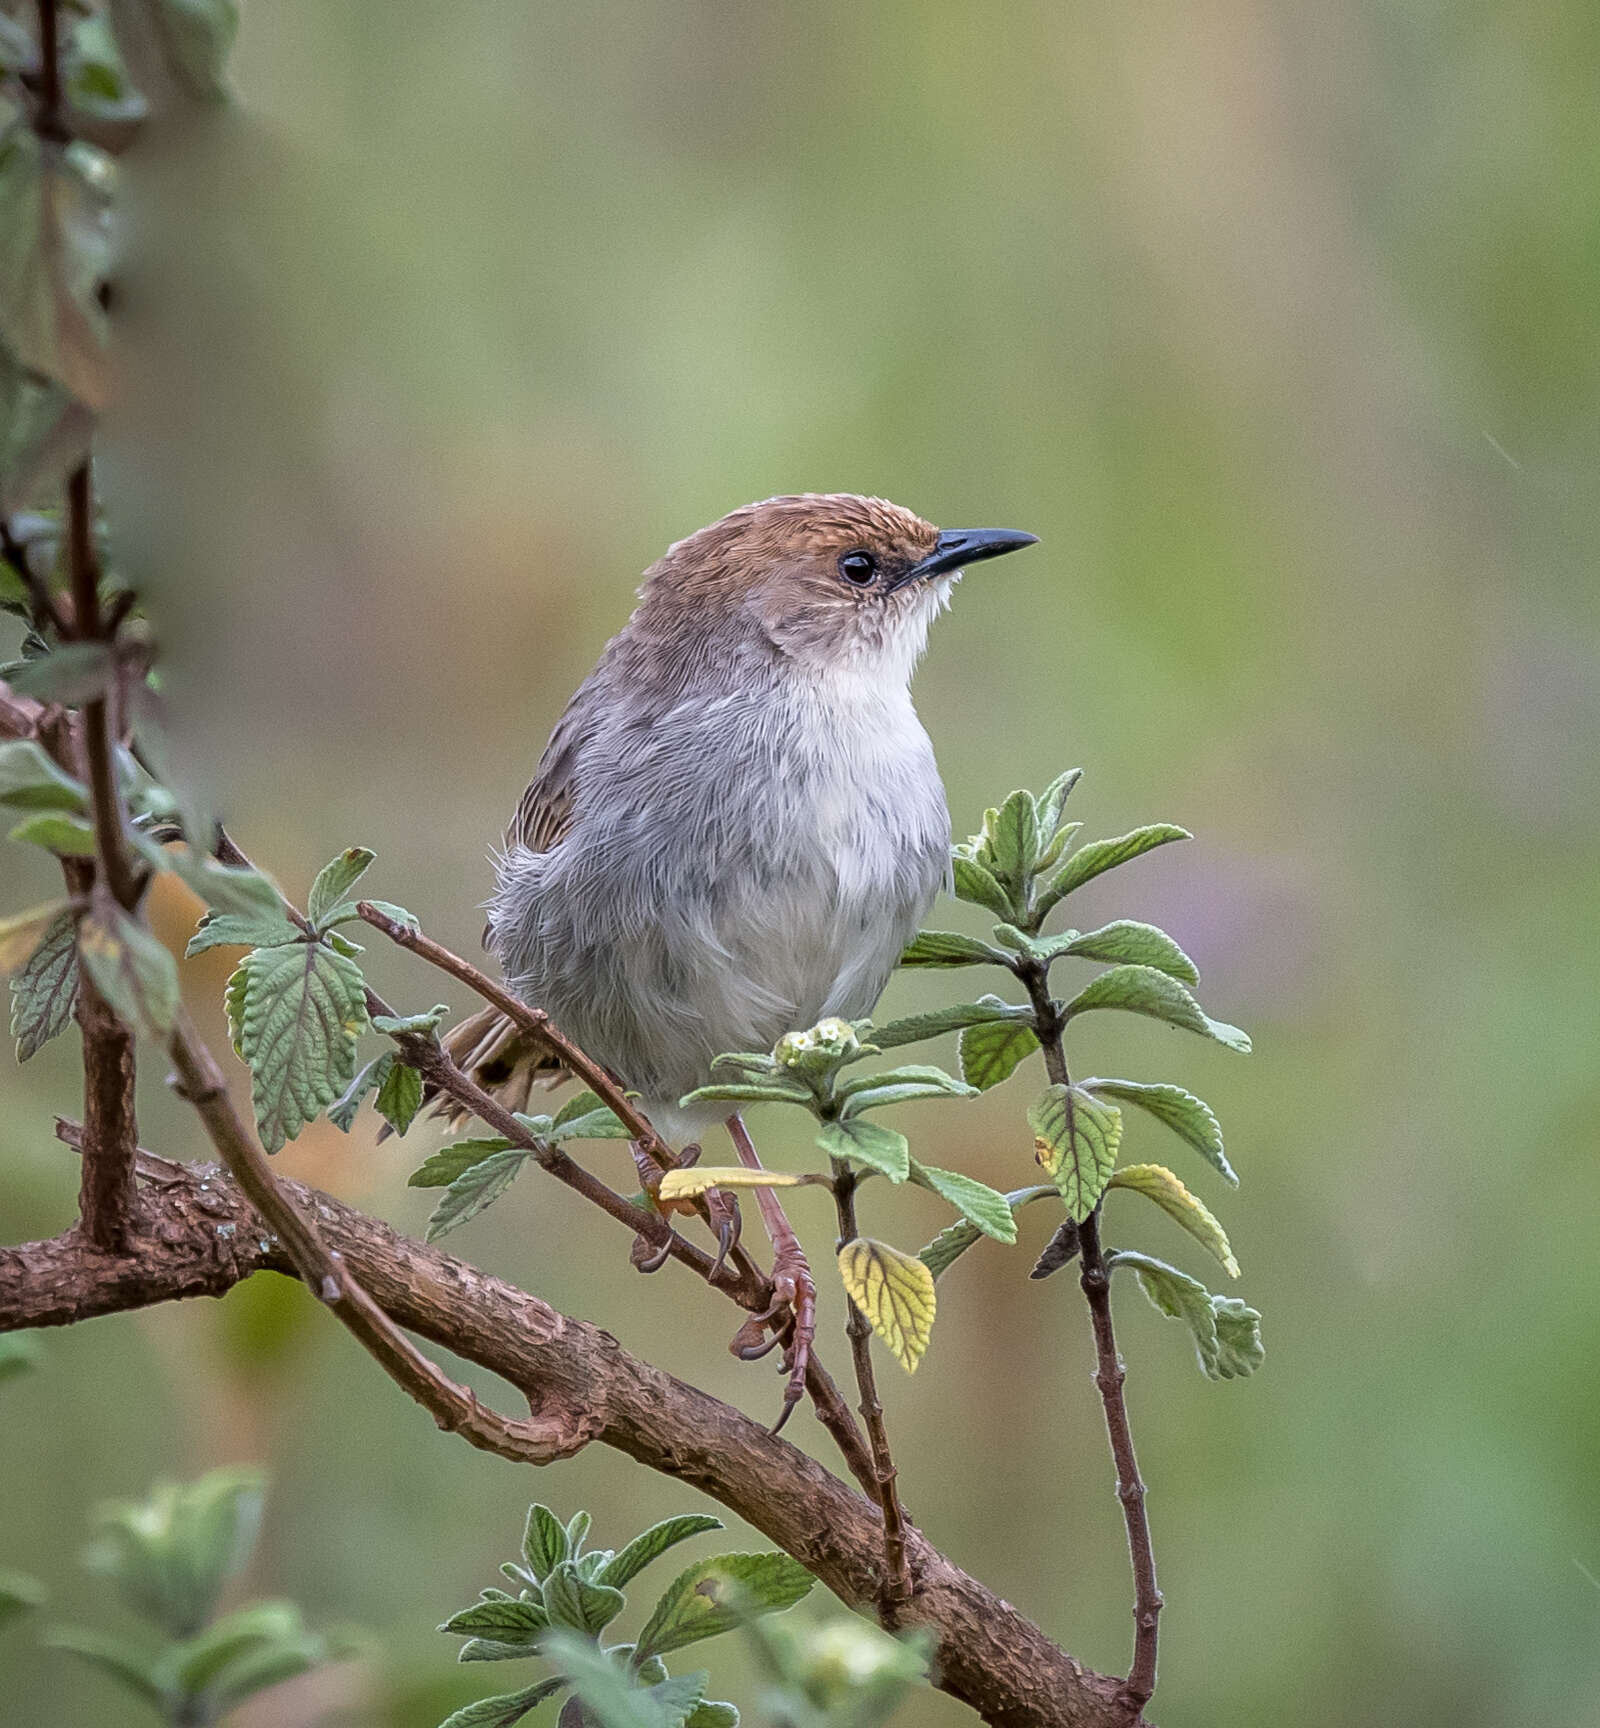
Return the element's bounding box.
[893,526,1039,590]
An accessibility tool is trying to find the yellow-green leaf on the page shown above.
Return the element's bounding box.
[1108,1163,1239,1276]
[657,1167,819,1202]
[77,902,179,1037]
[837,1238,936,1373]
[1029,1083,1122,1222]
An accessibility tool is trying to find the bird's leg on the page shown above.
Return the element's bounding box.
[680,1141,744,1279]
[726,1111,816,1432]
[627,1141,740,1278]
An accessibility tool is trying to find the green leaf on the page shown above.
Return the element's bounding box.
[460,1636,549,1663]
[544,1633,704,1728]
[836,1063,976,1114]
[951,855,1014,920]
[917,1185,1054,1279]
[565,1510,591,1556]
[677,1079,814,1109]
[986,790,1040,887]
[837,1239,937,1373]
[815,1118,909,1182]
[371,1003,451,1035]
[1109,1250,1264,1380]
[154,843,286,923]
[549,1097,632,1141]
[1038,823,1191,914]
[683,1705,739,1728]
[425,1149,532,1242]
[170,1599,316,1698]
[957,1017,1039,1090]
[227,938,370,1151]
[376,1057,423,1137]
[897,929,1011,969]
[597,1515,723,1591]
[870,995,1032,1050]
[1107,1163,1239,1276]
[328,1051,392,1132]
[0,1569,44,1632]
[1,901,73,1017]
[308,847,375,929]
[7,639,113,703]
[907,1160,1017,1243]
[185,908,300,956]
[1063,965,1250,1053]
[522,1505,570,1581]
[636,1553,815,1660]
[1082,1078,1235,1185]
[1029,1084,1122,1222]
[1033,767,1084,837]
[1036,820,1083,873]
[0,739,88,811]
[1057,920,1199,985]
[197,1628,336,1713]
[7,810,96,854]
[147,0,242,101]
[44,1627,167,1708]
[542,1562,625,1635]
[408,1137,516,1187]
[440,1598,550,1641]
[78,900,179,1037]
[437,1677,568,1728]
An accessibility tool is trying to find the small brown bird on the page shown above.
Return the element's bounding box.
[445,494,1037,1414]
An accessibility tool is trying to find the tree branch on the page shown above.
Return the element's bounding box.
[0,1143,1146,1728]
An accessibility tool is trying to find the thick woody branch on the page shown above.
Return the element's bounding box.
[0,1147,1144,1728]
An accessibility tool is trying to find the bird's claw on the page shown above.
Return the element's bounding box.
[631,1230,675,1274]
[768,1244,816,1429]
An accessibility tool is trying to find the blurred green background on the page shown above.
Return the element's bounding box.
[5,0,1600,1723]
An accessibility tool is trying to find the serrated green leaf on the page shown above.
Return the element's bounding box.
[308,847,375,929]
[897,929,1011,969]
[425,1149,531,1241]
[907,1160,1017,1243]
[78,900,179,1037]
[437,1677,568,1728]
[957,1017,1039,1089]
[636,1552,814,1660]
[408,1137,515,1186]
[0,896,71,972]
[1107,1163,1239,1276]
[816,1118,909,1182]
[228,939,369,1151]
[837,1238,936,1372]
[542,1562,625,1635]
[1037,823,1190,917]
[185,909,300,956]
[523,1505,570,1581]
[459,1636,547,1663]
[870,995,1032,1051]
[328,1051,392,1132]
[1109,1249,1264,1380]
[1029,1084,1122,1222]
[440,1598,550,1641]
[986,790,1040,887]
[836,1063,976,1114]
[371,1003,450,1035]
[1082,1078,1235,1184]
[7,810,96,854]
[1057,920,1199,984]
[376,1057,423,1137]
[0,739,87,811]
[917,1184,1054,1279]
[549,1102,632,1140]
[596,1515,723,1591]
[1063,964,1250,1052]
[1033,767,1084,837]
[951,855,1014,919]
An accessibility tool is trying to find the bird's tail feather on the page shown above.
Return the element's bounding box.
[417,1004,569,1132]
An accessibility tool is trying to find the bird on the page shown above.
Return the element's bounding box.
[442,493,1037,1416]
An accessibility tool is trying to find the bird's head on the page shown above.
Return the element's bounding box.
[635,494,1038,680]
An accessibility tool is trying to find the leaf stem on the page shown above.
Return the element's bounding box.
[830,1158,913,1612]
[1019,958,1161,1714]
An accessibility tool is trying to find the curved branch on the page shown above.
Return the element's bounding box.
[0,1144,1145,1728]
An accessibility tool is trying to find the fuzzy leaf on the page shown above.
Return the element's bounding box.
[1107,1163,1239,1276]
[907,1160,1017,1243]
[156,845,285,923]
[1110,1250,1264,1380]
[0,739,87,811]
[657,1167,817,1203]
[596,1515,723,1591]
[1029,1218,1081,1279]
[9,905,77,1059]
[549,1100,632,1140]
[1029,1084,1122,1222]
[437,1678,568,1728]
[370,1003,450,1035]
[1082,1078,1235,1185]
[1033,767,1084,836]
[635,1552,815,1660]
[837,1238,937,1372]
[1041,823,1190,908]
[7,811,96,854]
[898,930,1011,969]
[986,789,1040,887]
[78,901,179,1037]
[7,640,113,703]
[678,1079,814,1109]
[227,940,369,1150]
[523,1505,570,1581]
[376,1057,423,1137]
[951,855,1014,919]
[307,847,375,929]
[870,995,1032,1051]
[683,1704,739,1728]
[541,1562,625,1636]
[918,1184,1055,1279]
[425,1150,531,1242]
[408,1137,515,1187]
[1063,965,1251,1053]
[328,1052,391,1132]
[815,1118,910,1182]
[958,1017,1039,1090]
[836,1063,976,1114]
[1058,920,1199,985]
[185,910,299,957]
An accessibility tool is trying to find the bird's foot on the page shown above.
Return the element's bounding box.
[764,1240,816,1433]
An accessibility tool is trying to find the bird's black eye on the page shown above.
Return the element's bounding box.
[838,550,878,587]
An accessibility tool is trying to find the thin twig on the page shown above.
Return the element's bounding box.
[0,518,71,636]
[1019,960,1161,1716]
[32,0,66,143]
[830,1157,913,1613]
